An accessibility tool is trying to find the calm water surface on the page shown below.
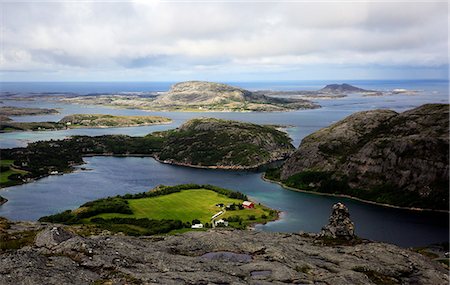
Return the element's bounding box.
[0,80,448,247]
[0,157,447,247]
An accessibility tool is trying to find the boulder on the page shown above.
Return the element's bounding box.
[35,226,75,248]
[320,202,355,240]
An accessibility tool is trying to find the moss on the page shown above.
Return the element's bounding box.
[0,230,38,251]
[352,267,400,285]
[295,264,311,274]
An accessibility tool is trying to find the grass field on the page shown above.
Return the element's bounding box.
[92,189,272,225]
[0,160,28,186]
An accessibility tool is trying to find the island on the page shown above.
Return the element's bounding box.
[265,104,449,211]
[0,202,447,284]
[39,184,278,235]
[155,118,295,169]
[0,114,172,132]
[60,81,320,112]
[0,118,294,188]
[0,106,59,117]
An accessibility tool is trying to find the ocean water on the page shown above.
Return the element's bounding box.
[0,80,448,247]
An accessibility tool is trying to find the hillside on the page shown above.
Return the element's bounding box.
[156,118,295,168]
[276,104,449,210]
[152,81,319,111]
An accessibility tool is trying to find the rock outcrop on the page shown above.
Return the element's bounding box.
[34,226,75,248]
[320,203,355,240]
[157,118,295,168]
[280,104,449,210]
[0,219,448,285]
[152,81,319,111]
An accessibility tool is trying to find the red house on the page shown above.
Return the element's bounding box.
[242,201,254,209]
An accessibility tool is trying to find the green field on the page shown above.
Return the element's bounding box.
[93,189,270,224]
[40,184,278,236]
[0,160,28,186]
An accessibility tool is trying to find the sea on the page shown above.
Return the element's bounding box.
[0,80,448,247]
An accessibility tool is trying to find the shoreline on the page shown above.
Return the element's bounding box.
[261,174,449,214]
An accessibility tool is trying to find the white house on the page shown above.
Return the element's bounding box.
[214,219,229,227]
[191,223,204,229]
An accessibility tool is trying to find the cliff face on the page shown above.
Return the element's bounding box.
[280,104,449,209]
[0,217,447,285]
[157,118,295,168]
[152,81,318,111]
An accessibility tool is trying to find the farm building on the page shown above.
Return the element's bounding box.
[242,201,254,209]
[191,223,204,229]
[214,219,229,227]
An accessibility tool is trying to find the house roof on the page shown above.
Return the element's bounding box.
[243,201,253,206]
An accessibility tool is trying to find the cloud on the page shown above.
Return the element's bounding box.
[0,1,447,80]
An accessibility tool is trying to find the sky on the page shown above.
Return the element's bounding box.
[0,1,448,82]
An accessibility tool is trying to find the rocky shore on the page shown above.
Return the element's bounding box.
[0,204,448,285]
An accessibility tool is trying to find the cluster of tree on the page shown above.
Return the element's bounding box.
[1,134,165,182]
[120,184,248,201]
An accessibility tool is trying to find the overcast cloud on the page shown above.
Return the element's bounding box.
[0,1,448,81]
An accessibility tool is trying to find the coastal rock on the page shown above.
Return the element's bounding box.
[280,104,449,210]
[320,203,355,240]
[0,220,448,285]
[35,226,75,248]
[0,196,7,205]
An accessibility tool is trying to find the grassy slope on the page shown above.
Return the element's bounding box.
[93,189,269,224]
[0,160,28,185]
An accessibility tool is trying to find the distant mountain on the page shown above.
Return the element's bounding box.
[152,81,319,111]
[319,83,373,93]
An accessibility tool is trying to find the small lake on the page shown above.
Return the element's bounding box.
[0,156,447,248]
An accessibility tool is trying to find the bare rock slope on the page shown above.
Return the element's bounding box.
[280,104,449,210]
[0,207,448,285]
[153,81,319,111]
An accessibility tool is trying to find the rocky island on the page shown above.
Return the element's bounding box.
[156,118,295,168]
[60,81,319,112]
[266,104,449,211]
[0,114,172,133]
[0,203,447,284]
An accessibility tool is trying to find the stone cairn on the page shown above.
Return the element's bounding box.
[320,202,355,240]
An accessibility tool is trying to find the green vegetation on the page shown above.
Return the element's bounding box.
[265,168,449,210]
[157,118,294,167]
[39,184,276,236]
[352,267,402,285]
[0,218,37,251]
[0,160,28,188]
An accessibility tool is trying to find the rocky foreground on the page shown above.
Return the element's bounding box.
[1,204,448,285]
